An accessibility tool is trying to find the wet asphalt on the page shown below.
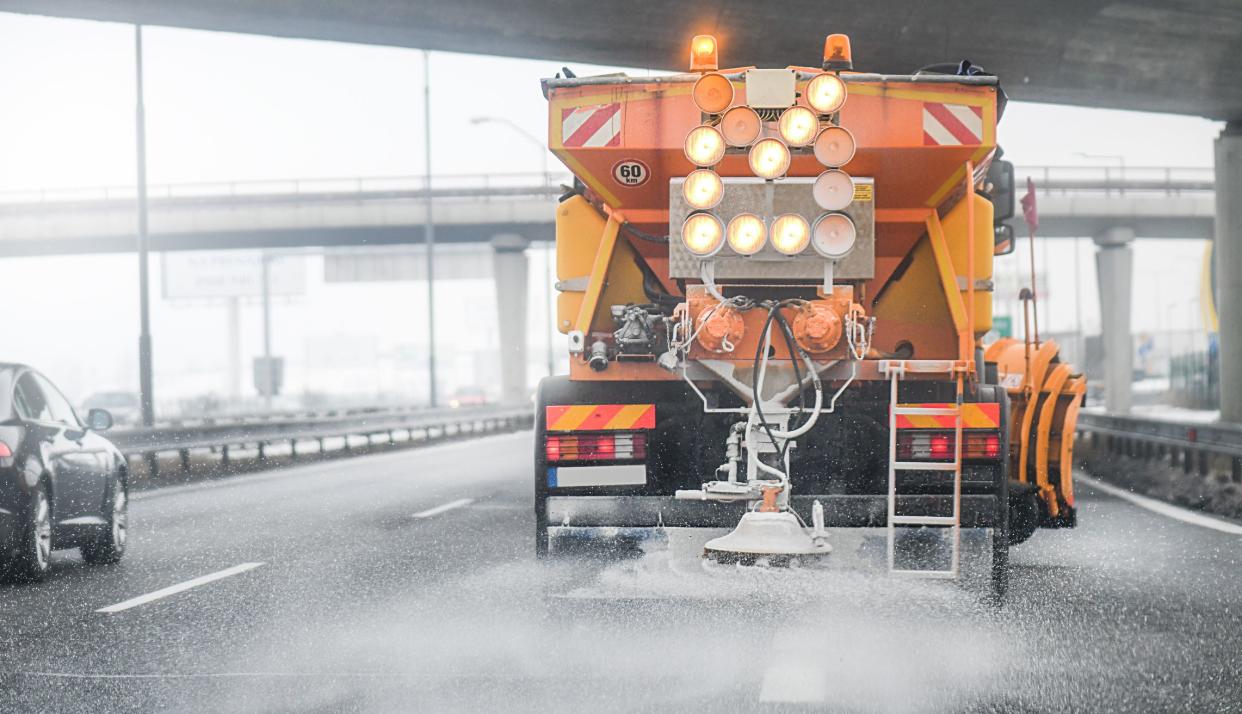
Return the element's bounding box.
[1,431,1239,713]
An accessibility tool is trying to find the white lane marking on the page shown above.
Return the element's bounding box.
[1079,474,1242,536]
[96,563,265,614]
[759,628,829,704]
[413,498,474,519]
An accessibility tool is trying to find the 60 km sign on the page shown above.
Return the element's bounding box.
[612,159,650,187]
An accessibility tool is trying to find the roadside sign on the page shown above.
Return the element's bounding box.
[162,252,306,300]
[253,356,284,397]
[993,315,1013,338]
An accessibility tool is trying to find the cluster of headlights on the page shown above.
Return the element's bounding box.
[681,210,856,260]
[680,70,859,261]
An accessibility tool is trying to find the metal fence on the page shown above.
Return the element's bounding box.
[1076,411,1241,483]
[110,404,534,476]
[1013,165,1214,195]
[0,165,1214,207]
[0,172,572,206]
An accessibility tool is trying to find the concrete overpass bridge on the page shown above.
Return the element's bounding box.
[0,165,1215,413]
[0,165,1216,257]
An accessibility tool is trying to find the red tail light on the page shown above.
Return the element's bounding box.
[929,433,952,460]
[545,432,647,462]
[896,430,1001,461]
[0,441,10,458]
[968,432,1001,459]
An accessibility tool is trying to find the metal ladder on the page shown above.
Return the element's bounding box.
[883,361,964,578]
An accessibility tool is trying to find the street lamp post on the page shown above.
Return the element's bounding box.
[423,50,438,407]
[471,116,556,378]
[134,25,155,428]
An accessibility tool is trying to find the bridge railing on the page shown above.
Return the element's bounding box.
[0,165,1216,207]
[1014,165,1214,194]
[0,171,574,206]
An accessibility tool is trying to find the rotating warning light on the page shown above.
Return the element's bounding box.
[726,213,766,255]
[813,169,854,211]
[771,214,811,255]
[813,126,856,167]
[720,106,762,146]
[812,213,857,259]
[778,106,818,147]
[683,169,724,210]
[684,125,726,166]
[748,138,791,179]
[690,35,719,72]
[693,72,733,114]
[822,34,853,71]
[682,212,725,256]
[806,73,847,114]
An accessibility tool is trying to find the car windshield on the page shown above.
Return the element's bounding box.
[0,11,1237,714]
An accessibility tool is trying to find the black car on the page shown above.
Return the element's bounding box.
[0,364,127,582]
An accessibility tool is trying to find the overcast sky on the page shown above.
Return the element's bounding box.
[0,12,1221,406]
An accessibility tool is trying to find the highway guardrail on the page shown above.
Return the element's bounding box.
[109,404,533,476]
[1076,411,1242,482]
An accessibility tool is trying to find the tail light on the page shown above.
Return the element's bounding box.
[0,441,10,458]
[896,430,1001,461]
[545,432,647,462]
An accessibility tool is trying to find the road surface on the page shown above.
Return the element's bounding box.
[1,432,1239,712]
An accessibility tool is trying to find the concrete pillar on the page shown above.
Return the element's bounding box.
[1215,122,1242,423]
[1095,226,1135,414]
[491,234,530,405]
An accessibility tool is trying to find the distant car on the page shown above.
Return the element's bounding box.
[448,386,489,409]
[81,390,141,427]
[0,364,127,582]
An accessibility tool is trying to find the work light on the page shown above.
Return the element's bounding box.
[684,126,726,166]
[806,73,847,114]
[813,126,856,167]
[812,213,857,259]
[726,214,766,255]
[720,106,762,147]
[682,169,724,210]
[771,214,811,255]
[693,72,733,114]
[682,212,725,256]
[778,106,818,147]
[813,169,854,211]
[749,138,790,179]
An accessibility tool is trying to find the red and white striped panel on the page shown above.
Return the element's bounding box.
[922,102,984,146]
[561,103,622,148]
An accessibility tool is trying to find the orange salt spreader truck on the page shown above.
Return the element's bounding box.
[534,33,1084,599]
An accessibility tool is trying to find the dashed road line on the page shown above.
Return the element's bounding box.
[96,563,266,614]
[413,498,474,519]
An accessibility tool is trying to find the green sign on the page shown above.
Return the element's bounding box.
[993,315,1013,338]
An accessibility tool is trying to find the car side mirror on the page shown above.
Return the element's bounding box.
[86,408,114,432]
[993,224,1015,256]
[986,159,1015,222]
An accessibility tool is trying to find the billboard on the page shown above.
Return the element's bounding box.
[161,251,307,299]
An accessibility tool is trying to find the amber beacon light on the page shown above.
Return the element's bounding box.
[690,34,719,71]
[822,33,852,70]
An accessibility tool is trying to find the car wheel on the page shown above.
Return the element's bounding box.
[2,484,53,583]
[82,474,127,566]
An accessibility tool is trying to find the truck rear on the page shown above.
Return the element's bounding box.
[535,34,1083,600]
